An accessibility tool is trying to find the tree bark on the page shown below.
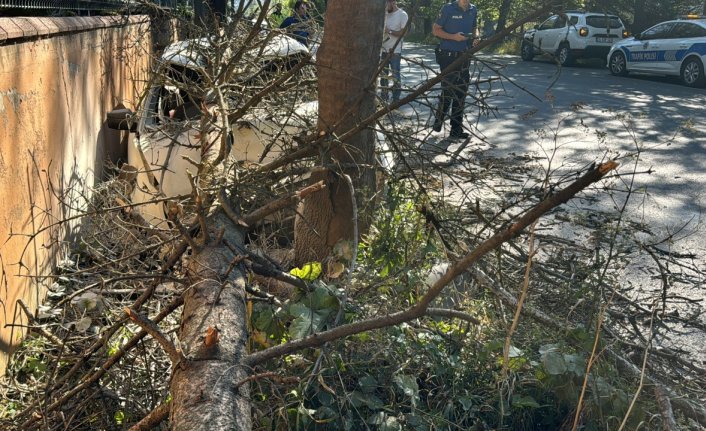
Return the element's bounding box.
[495,0,514,34]
[169,212,251,431]
[294,0,384,265]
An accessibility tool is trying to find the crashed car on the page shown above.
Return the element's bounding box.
[107,34,316,227]
[521,11,628,66]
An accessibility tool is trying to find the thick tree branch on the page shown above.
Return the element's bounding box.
[245,162,617,365]
[241,180,326,227]
[128,403,170,431]
[124,307,185,367]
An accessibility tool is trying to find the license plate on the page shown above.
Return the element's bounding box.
[596,37,612,43]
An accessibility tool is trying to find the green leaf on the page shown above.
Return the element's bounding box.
[349,391,383,410]
[508,345,523,358]
[458,396,473,411]
[288,304,326,339]
[393,374,419,407]
[311,285,338,310]
[542,351,568,375]
[564,353,586,377]
[253,308,273,331]
[512,395,541,408]
[290,262,322,281]
[358,375,378,393]
[367,411,385,425]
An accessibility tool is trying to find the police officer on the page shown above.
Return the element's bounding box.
[432,0,479,139]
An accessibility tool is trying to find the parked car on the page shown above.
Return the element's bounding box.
[521,11,628,66]
[607,17,706,87]
[107,35,315,226]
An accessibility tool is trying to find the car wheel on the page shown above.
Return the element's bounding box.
[520,41,534,61]
[557,44,573,66]
[609,51,628,76]
[681,57,706,87]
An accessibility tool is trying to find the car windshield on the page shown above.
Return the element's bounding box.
[585,16,622,29]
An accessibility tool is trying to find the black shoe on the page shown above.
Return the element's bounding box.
[432,120,443,132]
[449,130,470,139]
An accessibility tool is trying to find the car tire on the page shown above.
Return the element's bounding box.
[609,51,628,76]
[520,41,534,61]
[557,44,573,67]
[680,57,706,87]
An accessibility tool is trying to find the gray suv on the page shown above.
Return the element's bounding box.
[521,11,628,66]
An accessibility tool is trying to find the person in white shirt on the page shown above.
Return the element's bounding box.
[381,0,408,103]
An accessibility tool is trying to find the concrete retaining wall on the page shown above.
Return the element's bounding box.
[0,15,153,372]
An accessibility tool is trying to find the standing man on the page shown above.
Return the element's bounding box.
[280,1,311,47]
[431,0,479,139]
[381,0,409,104]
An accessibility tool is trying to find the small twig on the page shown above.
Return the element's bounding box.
[234,372,300,389]
[426,308,481,325]
[241,180,326,227]
[127,403,170,431]
[218,188,249,227]
[16,300,74,353]
[124,307,185,367]
[618,303,657,431]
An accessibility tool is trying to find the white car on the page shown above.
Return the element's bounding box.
[521,11,628,66]
[107,36,315,226]
[607,18,706,87]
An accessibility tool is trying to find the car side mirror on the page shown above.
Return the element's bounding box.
[107,108,137,132]
[633,32,642,40]
[534,24,539,30]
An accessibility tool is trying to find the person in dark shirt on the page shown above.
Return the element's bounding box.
[431,0,479,139]
[279,1,311,46]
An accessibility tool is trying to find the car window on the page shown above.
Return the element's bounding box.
[585,16,623,29]
[640,22,675,40]
[569,16,578,26]
[539,16,558,31]
[672,22,706,38]
[554,16,567,28]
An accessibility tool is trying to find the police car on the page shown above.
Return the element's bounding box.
[607,17,706,87]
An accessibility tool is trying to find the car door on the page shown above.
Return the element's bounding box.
[668,22,706,74]
[628,22,675,73]
[535,16,559,53]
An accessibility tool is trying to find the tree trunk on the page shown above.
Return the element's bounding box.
[495,0,514,34]
[169,212,251,431]
[294,0,384,265]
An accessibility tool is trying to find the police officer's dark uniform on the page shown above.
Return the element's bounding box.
[432,1,478,139]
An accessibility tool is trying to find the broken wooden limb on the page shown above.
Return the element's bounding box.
[241,180,326,227]
[245,162,617,365]
[124,307,185,367]
[128,402,170,431]
[169,212,251,431]
[654,385,680,431]
[426,307,481,325]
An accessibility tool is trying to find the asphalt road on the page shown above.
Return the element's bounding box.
[400,43,706,241]
[397,43,706,359]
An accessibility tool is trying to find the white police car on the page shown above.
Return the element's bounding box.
[607,17,706,87]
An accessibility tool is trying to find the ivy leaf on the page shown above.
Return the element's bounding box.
[358,375,378,394]
[290,262,322,281]
[393,374,419,407]
[288,303,330,339]
[512,395,541,408]
[542,350,568,375]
